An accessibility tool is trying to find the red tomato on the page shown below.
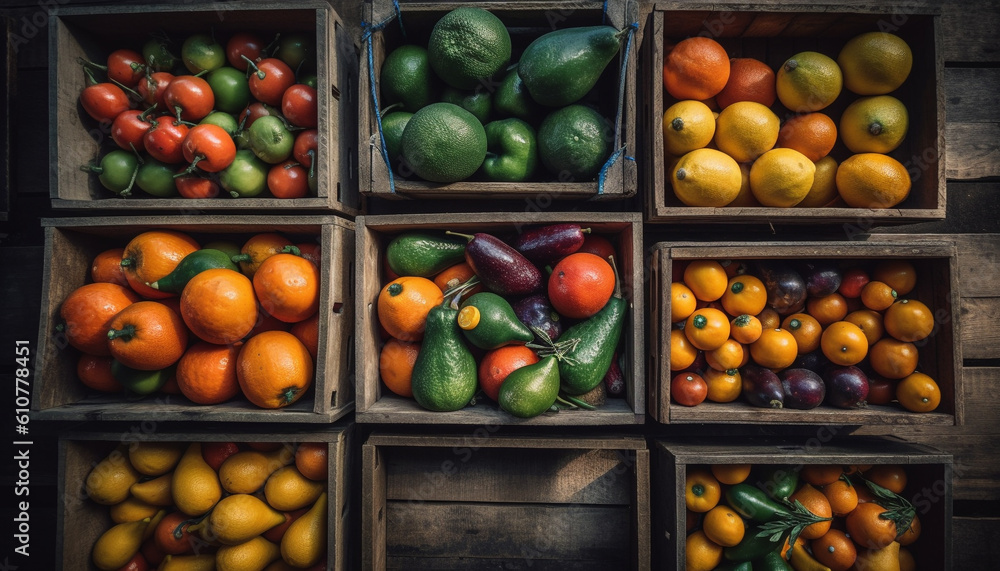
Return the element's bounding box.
[671,372,708,406]
[107,48,146,87]
[248,57,295,106]
[293,129,318,168]
[175,170,220,198]
[238,101,280,129]
[866,375,896,406]
[143,116,190,163]
[80,78,131,123]
[181,124,237,173]
[296,242,322,266]
[227,32,264,71]
[282,84,318,128]
[153,512,197,555]
[116,551,149,571]
[163,76,215,122]
[576,234,617,263]
[839,267,871,299]
[202,441,240,471]
[111,109,153,152]
[268,160,309,198]
[136,71,174,110]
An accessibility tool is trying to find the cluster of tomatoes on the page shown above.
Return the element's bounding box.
[79,31,319,199]
[685,462,922,571]
[63,229,322,409]
[669,257,942,413]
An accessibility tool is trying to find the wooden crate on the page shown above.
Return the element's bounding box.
[653,436,952,570]
[358,0,639,200]
[49,2,360,215]
[32,215,355,423]
[640,4,944,223]
[648,240,962,425]
[58,423,355,570]
[363,431,650,570]
[355,212,644,425]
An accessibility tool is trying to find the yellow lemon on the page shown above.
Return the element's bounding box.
[663,100,717,156]
[838,32,913,95]
[726,162,761,207]
[749,148,816,207]
[836,152,911,208]
[714,101,780,163]
[840,95,909,153]
[671,148,742,207]
[796,156,840,208]
[776,51,843,112]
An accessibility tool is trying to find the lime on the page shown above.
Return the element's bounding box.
[380,44,438,112]
[537,105,612,181]
[400,102,487,182]
[427,7,511,89]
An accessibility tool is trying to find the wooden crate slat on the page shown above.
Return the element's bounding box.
[960,297,1000,360]
[945,67,1000,123]
[365,433,648,450]
[940,0,1000,63]
[946,123,1000,180]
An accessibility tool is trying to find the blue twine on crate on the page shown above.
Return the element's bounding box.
[597,20,638,195]
[361,0,405,194]
[602,0,608,24]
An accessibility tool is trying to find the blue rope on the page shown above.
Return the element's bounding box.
[602,0,608,24]
[597,21,638,195]
[361,0,405,194]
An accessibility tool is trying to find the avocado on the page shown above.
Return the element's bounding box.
[385,231,467,278]
[518,26,625,107]
[458,292,533,350]
[410,302,478,412]
[498,355,560,418]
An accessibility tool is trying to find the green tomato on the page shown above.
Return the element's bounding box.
[87,150,139,196]
[276,33,314,72]
[181,33,225,74]
[206,67,251,114]
[298,74,318,89]
[220,150,268,198]
[135,156,179,197]
[200,111,239,137]
[248,115,294,164]
[142,38,178,72]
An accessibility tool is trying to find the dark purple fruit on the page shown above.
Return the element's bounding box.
[750,261,806,315]
[797,261,842,298]
[447,231,543,296]
[779,368,826,410]
[603,352,625,397]
[511,293,562,341]
[790,349,830,374]
[513,223,589,266]
[741,364,784,409]
[823,365,869,408]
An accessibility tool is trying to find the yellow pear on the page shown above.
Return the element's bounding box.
[280,492,327,568]
[129,441,185,476]
[854,540,901,571]
[91,516,153,570]
[219,447,295,494]
[86,445,141,505]
[157,553,217,570]
[195,493,286,546]
[130,472,174,506]
[264,466,325,512]
[109,496,160,523]
[216,535,281,571]
[172,442,222,517]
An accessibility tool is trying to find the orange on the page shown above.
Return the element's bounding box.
[715,101,781,163]
[861,280,898,311]
[120,230,200,299]
[715,57,776,109]
[671,282,698,323]
[846,501,897,550]
[866,465,907,494]
[705,339,744,371]
[377,276,444,342]
[671,372,708,407]
[711,464,751,485]
[801,464,844,487]
[175,341,241,405]
[60,282,141,356]
[721,274,767,317]
[821,321,869,366]
[379,338,421,398]
[897,513,920,546]
[253,253,320,323]
[237,330,314,409]
[702,505,745,547]
[704,367,741,403]
[90,247,129,287]
[477,345,540,402]
[232,233,294,278]
[750,328,798,370]
[777,112,838,162]
[663,37,730,101]
[77,354,122,393]
[757,308,781,330]
[683,260,729,302]
[869,338,918,379]
[106,301,189,370]
[684,308,731,351]
[896,372,941,412]
[685,529,723,571]
[180,268,259,345]
[670,328,699,371]
[836,153,911,209]
[823,478,859,517]
[548,253,615,319]
[295,442,328,481]
[730,314,762,344]
[844,309,884,346]
[781,313,823,354]
[289,312,320,360]
[685,469,721,513]
[790,483,832,539]
[432,262,480,300]
[883,299,934,342]
[806,292,848,326]
[811,528,857,571]
[872,260,917,296]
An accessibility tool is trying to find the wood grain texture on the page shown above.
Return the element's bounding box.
[939,0,1000,63]
[960,297,1000,360]
[946,123,1000,180]
[954,517,1000,566]
[945,67,1000,123]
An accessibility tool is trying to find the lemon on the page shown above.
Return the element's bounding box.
[839,95,909,153]
[714,101,780,163]
[836,152,911,208]
[727,162,761,207]
[838,32,913,95]
[776,51,843,112]
[670,148,742,207]
[749,148,816,207]
[662,100,716,156]
[796,156,840,207]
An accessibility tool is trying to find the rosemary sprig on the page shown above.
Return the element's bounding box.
[754,499,833,550]
[852,473,916,537]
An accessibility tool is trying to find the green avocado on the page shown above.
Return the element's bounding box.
[458,292,533,350]
[498,355,559,418]
[385,231,467,277]
[410,302,478,412]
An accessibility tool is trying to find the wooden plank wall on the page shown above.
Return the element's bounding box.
[0,0,997,568]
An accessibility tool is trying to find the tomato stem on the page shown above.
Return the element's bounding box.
[174,156,204,178]
[78,56,108,72]
[263,33,281,58]
[108,76,142,99]
[241,55,266,80]
[82,66,99,86]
